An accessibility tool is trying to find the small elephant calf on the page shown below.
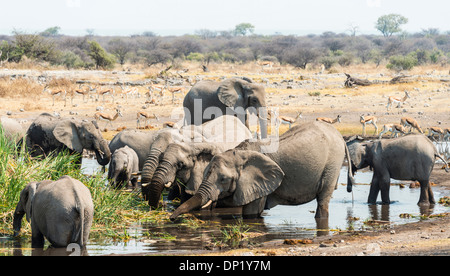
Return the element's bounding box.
[13,175,94,248]
[108,145,139,189]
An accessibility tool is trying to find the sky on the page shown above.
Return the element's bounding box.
[0,0,449,36]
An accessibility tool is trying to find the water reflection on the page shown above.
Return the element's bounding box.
[2,160,448,256]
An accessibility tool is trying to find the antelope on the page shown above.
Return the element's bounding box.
[43,85,67,107]
[257,60,274,69]
[94,108,123,128]
[120,85,139,100]
[400,117,424,134]
[278,111,303,129]
[316,115,341,124]
[137,111,159,128]
[427,127,444,141]
[148,84,166,97]
[166,86,185,104]
[378,123,406,139]
[386,90,410,111]
[72,85,90,103]
[163,121,179,129]
[360,115,378,135]
[97,86,115,103]
[444,128,450,141]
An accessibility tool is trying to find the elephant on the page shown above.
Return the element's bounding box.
[170,121,355,220]
[183,77,268,139]
[25,113,111,166]
[147,142,236,209]
[0,116,25,143]
[108,129,156,171]
[140,115,252,206]
[13,175,94,249]
[108,145,139,189]
[346,134,449,205]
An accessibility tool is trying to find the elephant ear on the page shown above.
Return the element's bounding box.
[217,79,245,108]
[233,151,284,206]
[53,120,83,152]
[23,182,38,223]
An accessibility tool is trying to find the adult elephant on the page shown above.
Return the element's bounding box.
[109,129,156,171]
[170,121,355,220]
[0,116,24,143]
[183,77,268,139]
[141,115,252,206]
[13,175,94,249]
[346,134,449,205]
[25,113,111,166]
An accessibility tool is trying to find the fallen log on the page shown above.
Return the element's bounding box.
[344,73,372,87]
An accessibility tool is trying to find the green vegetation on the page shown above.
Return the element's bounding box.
[0,127,158,238]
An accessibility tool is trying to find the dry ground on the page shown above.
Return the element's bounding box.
[1,62,449,256]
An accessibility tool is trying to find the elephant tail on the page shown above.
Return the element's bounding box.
[345,142,356,192]
[71,194,85,247]
[435,154,449,173]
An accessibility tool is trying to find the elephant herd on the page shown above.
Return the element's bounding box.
[4,77,448,250]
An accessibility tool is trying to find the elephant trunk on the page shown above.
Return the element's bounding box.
[140,148,162,201]
[170,179,217,220]
[259,116,268,139]
[13,207,25,237]
[170,194,203,221]
[95,140,111,166]
[147,162,175,209]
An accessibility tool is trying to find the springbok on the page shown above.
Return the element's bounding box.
[97,86,115,103]
[166,86,185,104]
[137,111,159,128]
[316,115,341,124]
[279,111,303,129]
[378,123,406,139]
[428,127,445,141]
[386,90,410,111]
[360,115,378,135]
[72,85,90,103]
[43,85,67,107]
[94,108,123,128]
[400,117,424,134]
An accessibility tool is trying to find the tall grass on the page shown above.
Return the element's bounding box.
[0,126,154,237]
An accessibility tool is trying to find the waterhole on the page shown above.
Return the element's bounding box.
[2,156,448,256]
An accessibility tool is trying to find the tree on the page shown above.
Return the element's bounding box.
[87,41,116,69]
[40,26,61,37]
[233,23,255,36]
[375,14,408,37]
[108,38,132,65]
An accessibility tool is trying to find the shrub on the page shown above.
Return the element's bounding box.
[88,40,116,69]
[386,54,417,71]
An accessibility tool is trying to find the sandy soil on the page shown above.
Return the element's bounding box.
[1,65,449,256]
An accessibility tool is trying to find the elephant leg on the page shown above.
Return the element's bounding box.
[418,180,435,205]
[368,175,381,205]
[31,225,45,248]
[242,197,266,219]
[315,168,340,218]
[379,178,391,205]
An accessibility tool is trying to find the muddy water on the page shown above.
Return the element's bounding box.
[2,158,448,256]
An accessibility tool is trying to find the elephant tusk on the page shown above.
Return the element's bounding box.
[141,183,149,188]
[201,200,212,209]
[164,182,172,188]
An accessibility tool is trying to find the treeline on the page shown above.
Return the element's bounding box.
[0,29,449,71]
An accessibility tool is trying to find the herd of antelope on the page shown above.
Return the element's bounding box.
[42,80,449,143]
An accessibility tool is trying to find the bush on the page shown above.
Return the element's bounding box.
[386,54,417,71]
[88,40,116,69]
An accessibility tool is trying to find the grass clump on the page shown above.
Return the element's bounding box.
[0,126,152,238]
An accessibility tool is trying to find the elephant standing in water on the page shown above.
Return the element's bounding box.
[25,113,111,166]
[108,145,139,189]
[171,121,355,220]
[347,134,449,205]
[140,115,252,207]
[13,176,94,249]
[183,77,268,138]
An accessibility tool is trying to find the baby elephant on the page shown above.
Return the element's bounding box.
[13,175,94,248]
[108,145,139,189]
